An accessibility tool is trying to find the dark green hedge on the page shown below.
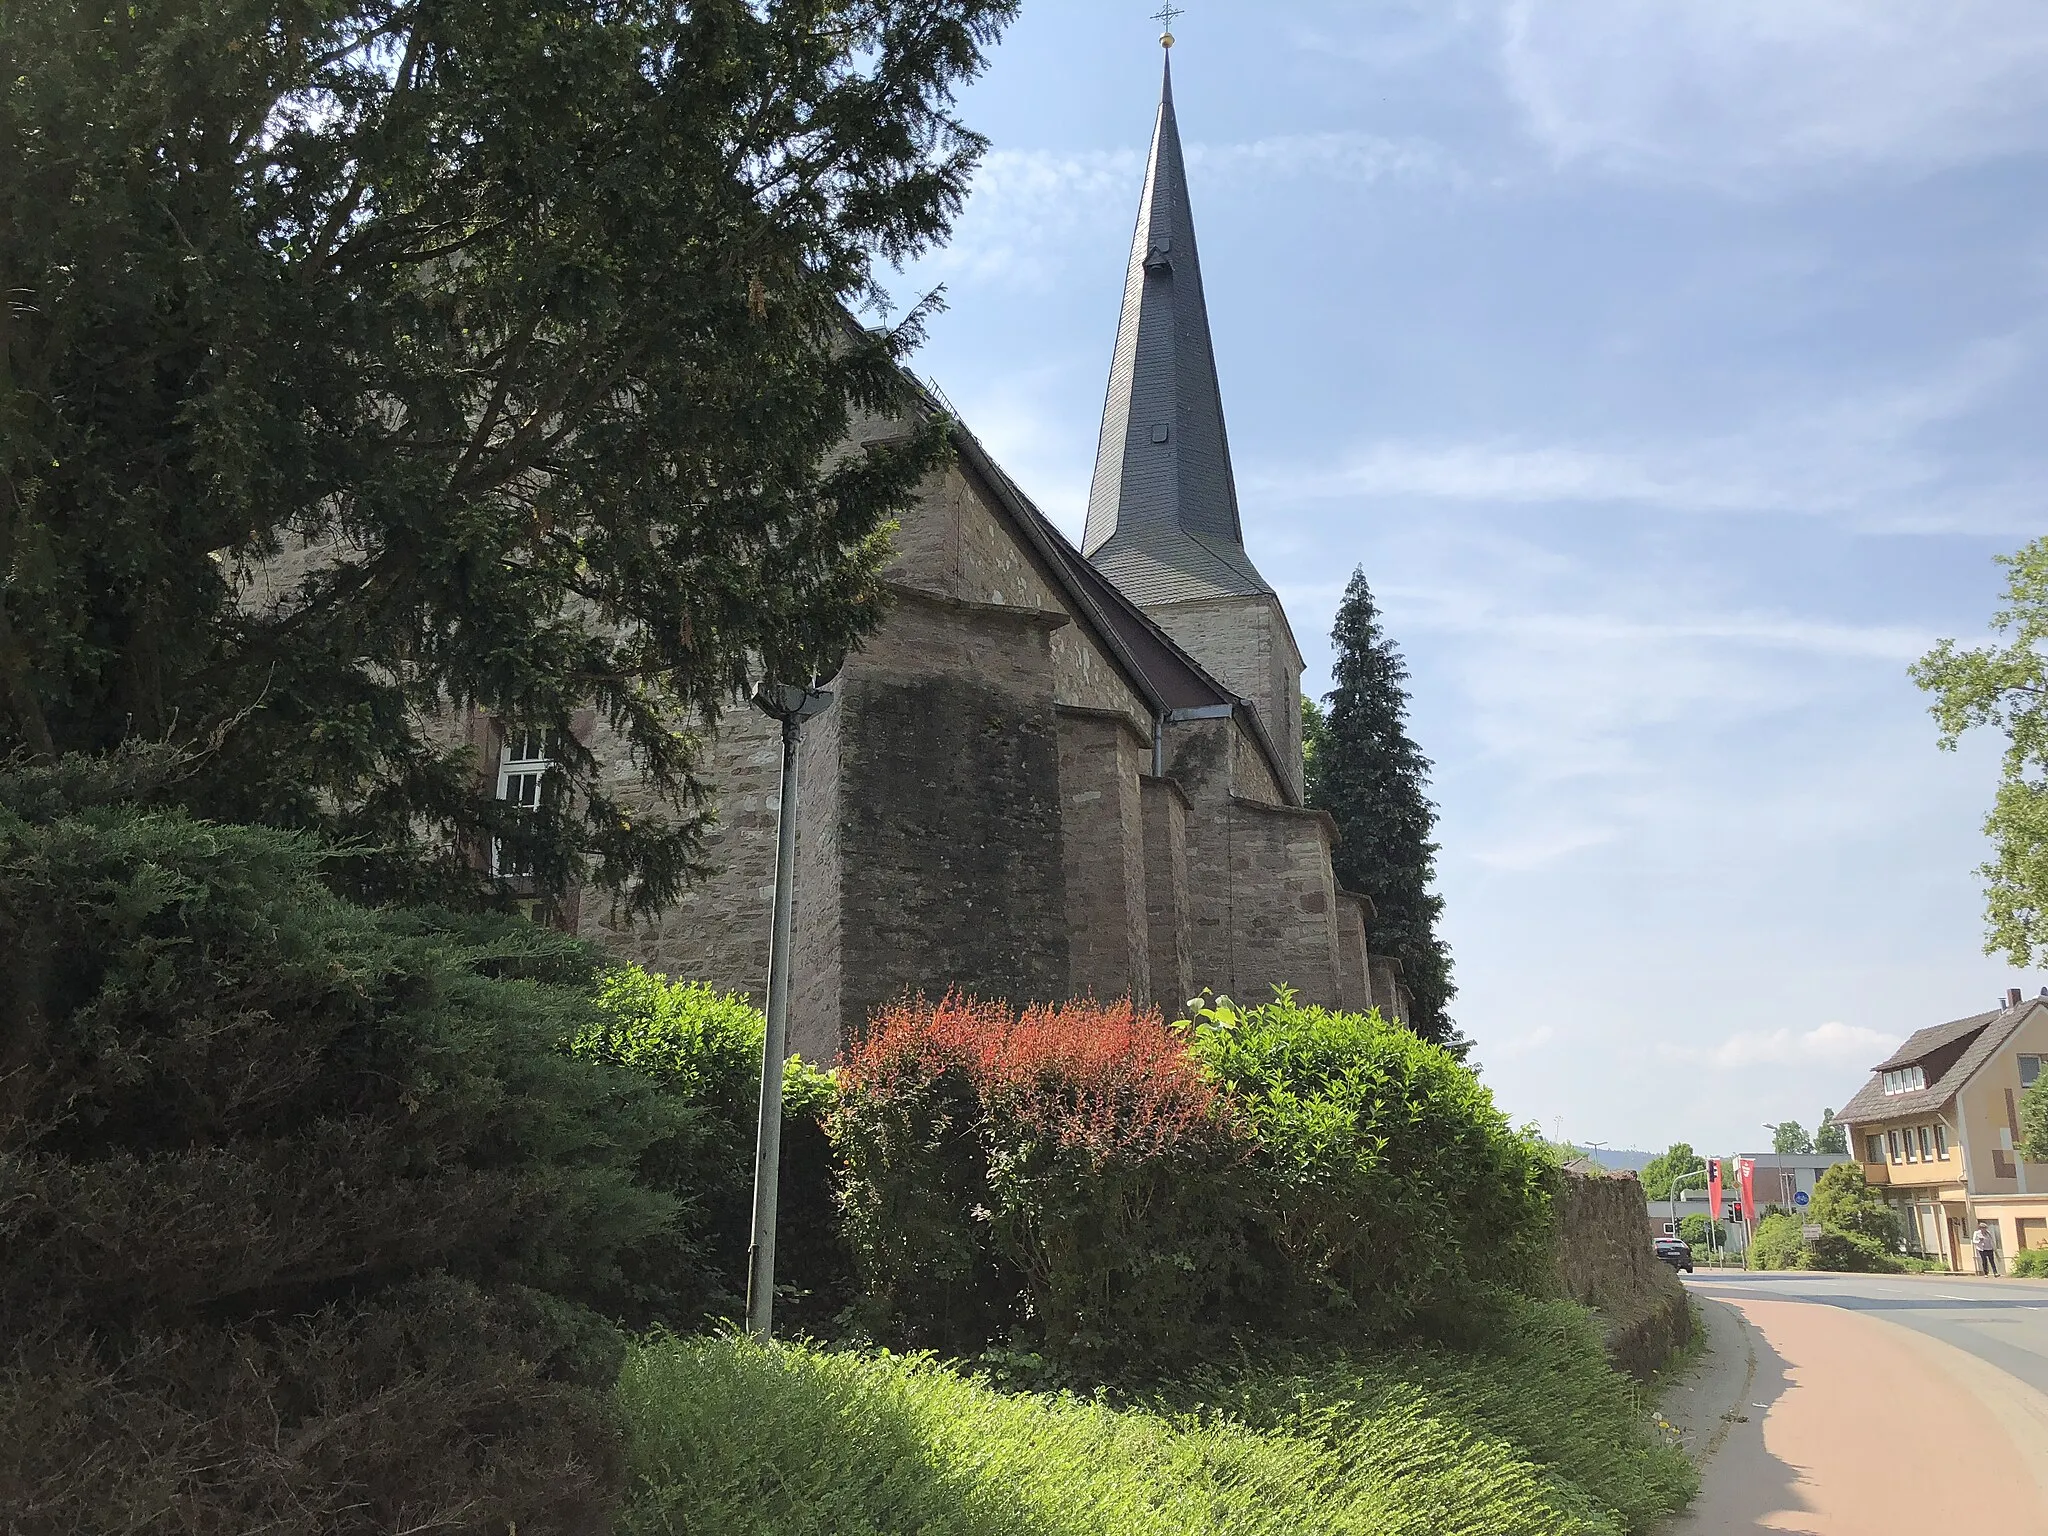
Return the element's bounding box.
[0,750,679,1531]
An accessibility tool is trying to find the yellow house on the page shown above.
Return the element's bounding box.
[1836,988,2048,1272]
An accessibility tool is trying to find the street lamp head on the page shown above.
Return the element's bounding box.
[752,679,835,725]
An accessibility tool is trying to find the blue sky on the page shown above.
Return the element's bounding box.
[886,0,2048,1155]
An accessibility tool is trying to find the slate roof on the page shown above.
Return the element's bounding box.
[1081,54,1272,607]
[1835,998,2047,1125]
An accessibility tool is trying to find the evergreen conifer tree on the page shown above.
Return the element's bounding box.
[1306,568,1459,1047]
[2,0,1015,915]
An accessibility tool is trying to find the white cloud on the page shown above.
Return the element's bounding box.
[1189,132,1460,188]
[920,147,1140,288]
[1672,1020,1899,1070]
[918,131,1458,292]
[1499,0,2048,185]
[1247,334,2046,533]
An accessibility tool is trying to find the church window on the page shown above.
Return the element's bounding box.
[493,728,554,878]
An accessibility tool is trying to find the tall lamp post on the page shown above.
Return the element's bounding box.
[744,676,836,1340]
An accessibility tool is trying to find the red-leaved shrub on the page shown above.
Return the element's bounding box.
[846,995,1220,1160]
[836,995,1252,1371]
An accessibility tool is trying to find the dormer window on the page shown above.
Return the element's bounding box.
[1880,1065,1927,1095]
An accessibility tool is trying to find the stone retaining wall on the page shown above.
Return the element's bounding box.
[1553,1168,1692,1380]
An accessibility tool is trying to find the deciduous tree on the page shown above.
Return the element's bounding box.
[1815,1108,1846,1155]
[1913,538,2048,963]
[3,0,1014,912]
[1640,1142,1706,1203]
[1772,1121,1813,1155]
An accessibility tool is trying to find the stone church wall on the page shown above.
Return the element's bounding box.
[581,695,845,1065]
[1139,775,1194,1011]
[1055,707,1152,1003]
[834,589,1070,1045]
[1223,798,1343,1009]
[1335,892,1374,1016]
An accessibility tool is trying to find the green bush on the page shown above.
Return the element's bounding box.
[614,1299,1694,1536]
[1804,1228,1902,1274]
[2012,1246,2048,1278]
[1183,992,1555,1334]
[1748,1203,1902,1273]
[1749,1211,1807,1270]
[0,750,681,1530]
[834,991,1554,1374]
[836,995,1250,1370]
[570,967,847,1330]
[1677,1214,1723,1247]
[1807,1164,1897,1246]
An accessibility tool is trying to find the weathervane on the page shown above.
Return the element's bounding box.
[1153,2,1182,47]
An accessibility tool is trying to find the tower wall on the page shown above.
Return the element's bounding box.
[1147,593,1304,803]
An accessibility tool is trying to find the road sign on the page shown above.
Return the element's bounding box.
[1794,1190,1810,1208]
[1803,1223,1823,1241]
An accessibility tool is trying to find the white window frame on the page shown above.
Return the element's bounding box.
[492,728,554,878]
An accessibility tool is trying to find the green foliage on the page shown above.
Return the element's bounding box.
[1803,1229,1903,1274]
[2022,1073,2048,1163]
[2011,1246,2048,1278]
[3,0,1015,914]
[1183,992,1556,1334]
[833,991,1554,1375]
[1301,696,1328,780]
[1808,1164,1896,1247]
[1748,1199,1901,1274]
[1771,1121,1813,1155]
[568,967,847,1331]
[616,1301,1693,1536]
[835,996,1247,1372]
[1748,1211,1807,1271]
[1639,1144,1706,1203]
[1815,1109,1847,1155]
[1677,1214,1723,1247]
[0,749,688,1528]
[1912,537,2048,963]
[1305,570,1460,1049]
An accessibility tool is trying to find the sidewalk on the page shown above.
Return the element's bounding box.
[1659,1289,2048,1533]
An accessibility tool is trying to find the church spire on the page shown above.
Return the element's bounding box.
[1082,44,1271,606]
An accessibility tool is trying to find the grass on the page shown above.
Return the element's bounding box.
[614,1300,1695,1536]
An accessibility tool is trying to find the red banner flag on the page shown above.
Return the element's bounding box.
[1708,1158,1723,1222]
[1738,1156,1756,1221]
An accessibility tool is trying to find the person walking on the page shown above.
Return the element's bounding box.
[1974,1220,2000,1276]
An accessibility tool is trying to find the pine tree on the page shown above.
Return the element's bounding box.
[1306,568,1458,1046]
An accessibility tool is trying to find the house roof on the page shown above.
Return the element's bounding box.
[1836,998,2047,1125]
[1081,54,1271,608]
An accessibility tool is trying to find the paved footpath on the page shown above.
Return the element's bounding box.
[1660,1270,2048,1533]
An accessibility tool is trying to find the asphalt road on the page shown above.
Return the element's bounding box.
[1663,1269,2048,1533]
[1688,1267,2048,1397]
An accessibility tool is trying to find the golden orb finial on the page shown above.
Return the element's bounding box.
[1153,4,1182,47]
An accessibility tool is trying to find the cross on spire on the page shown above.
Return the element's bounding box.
[1152,3,1182,44]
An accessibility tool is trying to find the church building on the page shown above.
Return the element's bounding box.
[582,49,1410,1062]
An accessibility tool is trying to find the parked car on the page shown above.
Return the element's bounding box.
[1653,1235,1694,1273]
